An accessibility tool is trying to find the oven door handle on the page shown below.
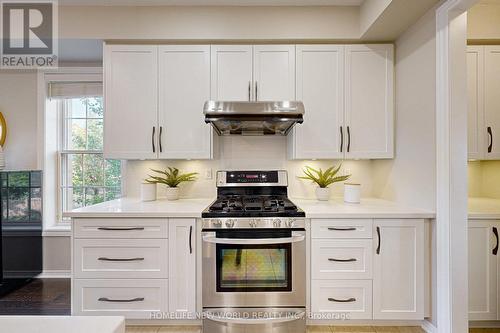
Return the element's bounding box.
[204,310,305,325]
[202,234,305,245]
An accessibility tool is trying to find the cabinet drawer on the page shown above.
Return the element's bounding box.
[312,239,373,279]
[311,280,372,320]
[73,279,167,319]
[73,239,168,279]
[73,218,168,239]
[311,219,373,239]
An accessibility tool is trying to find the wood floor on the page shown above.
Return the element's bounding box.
[0,279,498,333]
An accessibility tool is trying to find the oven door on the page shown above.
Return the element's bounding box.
[202,229,306,308]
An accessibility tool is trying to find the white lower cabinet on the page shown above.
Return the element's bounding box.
[468,220,498,320]
[310,218,424,321]
[372,219,424,320]
[73,279,167,319]
[311,280,373,320]
[168,219,196,315]
[72,217,196,320]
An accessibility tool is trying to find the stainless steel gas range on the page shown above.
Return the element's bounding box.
[202,170,306,333]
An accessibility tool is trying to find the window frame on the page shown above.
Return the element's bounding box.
[38,68,125,235]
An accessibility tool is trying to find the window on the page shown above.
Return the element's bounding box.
[41,73,123,229]
[59,96,122,214]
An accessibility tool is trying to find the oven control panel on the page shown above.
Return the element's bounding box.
[202,217,305,229]
[217,170,287,187]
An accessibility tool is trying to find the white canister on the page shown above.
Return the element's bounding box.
[141,183,157,201]
[344,183,361,204]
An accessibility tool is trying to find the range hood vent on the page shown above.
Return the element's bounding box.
[203,101,304,136]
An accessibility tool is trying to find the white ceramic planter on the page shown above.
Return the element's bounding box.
[140,183,157,201]
[315,187,330,201]
[344,183,361,203]
[166,187,180,201]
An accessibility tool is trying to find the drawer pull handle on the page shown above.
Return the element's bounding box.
[97,227,145,231]
[98,297,145,303]
[328,297,356,303]
[98,257,145,262]
[327,227,356,231]
[328,258,357,262]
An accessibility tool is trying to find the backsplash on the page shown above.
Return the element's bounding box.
[125,136,376,200]
[468,160,500,199]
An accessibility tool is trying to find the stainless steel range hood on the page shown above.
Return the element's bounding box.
[203,101,304,136]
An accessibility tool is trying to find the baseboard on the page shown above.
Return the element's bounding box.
[421,319,437,333]
[37,270,71,278]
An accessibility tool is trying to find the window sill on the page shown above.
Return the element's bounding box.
[42,225,71,237]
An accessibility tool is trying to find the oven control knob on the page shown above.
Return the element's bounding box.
[225,219,236,228]
[249,219,258,228]
[285,218,296,228]
[211,219,223,227]
[272,219,282,228]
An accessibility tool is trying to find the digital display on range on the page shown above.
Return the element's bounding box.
[227,171,279,183]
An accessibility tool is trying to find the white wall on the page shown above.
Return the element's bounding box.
[125,136,375,200]
[371,5,438,211]
[58,5,360,40]
[468,1,500,40]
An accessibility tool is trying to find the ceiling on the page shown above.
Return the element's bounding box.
[58,0,364,6]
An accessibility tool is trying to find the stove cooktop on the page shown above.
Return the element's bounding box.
[202,195,305,218]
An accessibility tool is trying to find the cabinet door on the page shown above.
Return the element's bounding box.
[211,45,253,101]
[253,45,295,101]
[290,45,344,159]
[168,218,196,315]
[345,45,394,159]
[484,46,500,160]
[373,219,424,320]
[104,45,158,159]
[467,46,485,160]
[468,221,498,320]
[158,45,212,159]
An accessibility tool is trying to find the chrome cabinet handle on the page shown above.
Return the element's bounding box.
[488,126,493,153]
[328,227,356,231]
[328,297,356,303]
[347,126,351,153]
[340,126,344,153]
[97,227,145,231]
[376,226,381,255]
[98,297,144,303]
[248,81,251,101]
[328,258,357,262]
[152,126,156,153]
[98,257,144,262]
[189,225,193,254]
[255,81,258,101]
[493,227,499,256]
[159,126,163,153]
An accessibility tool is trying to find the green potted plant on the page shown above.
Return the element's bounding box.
[145,167,198,201]
[299,165,351,201]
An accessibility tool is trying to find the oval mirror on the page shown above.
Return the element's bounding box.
[0,112,7,147]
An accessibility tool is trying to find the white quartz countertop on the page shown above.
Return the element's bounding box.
[65,197,435,219]
[64,197,215,218]
[469,197,500,219]
[291,198,435,219]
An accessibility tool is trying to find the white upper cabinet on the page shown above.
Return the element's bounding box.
[253,45,296,101]
[211,45,253,101]
[468,221,498,320]
[344,45,394,159]
[104,45,158,160]
[290,44,394,160]
[158,45,212,159]
[484,46,500,160]
[291,45,345,160]
[373,219,424,320]
[467,47,485,160]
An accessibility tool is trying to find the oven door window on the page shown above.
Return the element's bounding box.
[216,243,292,292]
